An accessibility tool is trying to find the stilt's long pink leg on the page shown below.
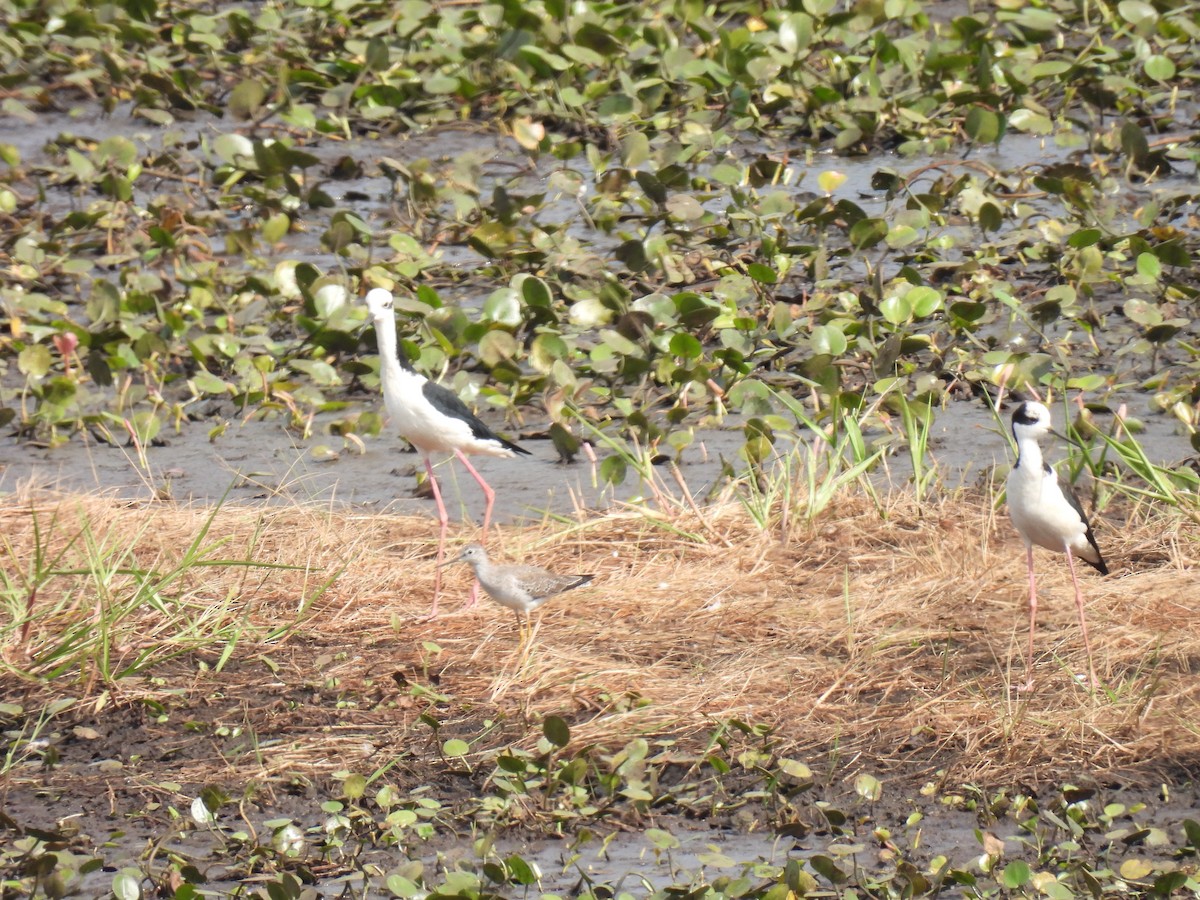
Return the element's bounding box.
[454,448,495,609]
[1064,546,1099,689]
[424,457,448,619]
[1023,543,1037,691]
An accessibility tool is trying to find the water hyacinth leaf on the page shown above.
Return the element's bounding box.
[817,170,846,194]
[96,136,138,167]
[1008,108,1052,133]
[854,773,882,801]
[1119,859,1152,880]
[530,334,567,373]
[1001,861,1031,888]
[365,36,391,72]
[646,828,680,850]
[483,288,523,326]
[1120,121,1149,163]
[479,330,518,365]
[1124,299,1160,326]
[849,218,887,250]
[520,275,553,309]
[978,201,1002,232]
[214,133,256,167]
[1143,55,1175,81]
[1068,228,1102,248]
[746,263,778,284]
[542,715,570,747]
[665,194,704,221]
[810,324,847,356]
[780,13,816,57]
[622,132,650,167]
[808,855,847,884]
[228,78,266,119]
[112,870,142,900]
[879,295,911,325]
[964,107,1002,144]
[907,286,942,318]
[442,738,470,757]
[505,854,538,885]
[600,455,626,485]
[191,371,229,395]
[262,212,290,243]
[1152,241,1190,267]
[190,796,215,824]
[779,758,812,780]
[18,344,52,378]
[1182,819,1200,848]
[342,773,367,799]
[512,117,546,151]
[669,332,702,359]
[1117,0,1157,28]
[1153,872,1188,894]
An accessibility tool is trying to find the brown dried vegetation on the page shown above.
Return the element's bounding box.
[2,486,1199,806]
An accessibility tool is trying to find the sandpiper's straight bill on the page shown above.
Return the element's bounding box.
[364,288,531,618]
[1005,400,1108,690]
[444,543,593,639]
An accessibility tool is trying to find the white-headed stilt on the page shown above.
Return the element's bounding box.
[1005,400,1108,689]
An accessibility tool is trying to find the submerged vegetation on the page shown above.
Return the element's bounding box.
[3,0,1200,896]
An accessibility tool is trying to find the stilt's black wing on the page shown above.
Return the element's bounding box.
[421,381,530,455]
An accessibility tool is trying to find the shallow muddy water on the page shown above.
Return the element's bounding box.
[1,393,1193,527]
[12,777,1199,898]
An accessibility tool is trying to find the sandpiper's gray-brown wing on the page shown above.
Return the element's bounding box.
[506,564,594,600]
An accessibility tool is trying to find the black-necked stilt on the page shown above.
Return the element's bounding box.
[444,543,593,640]
[1005,400,1108,689]
[364,288,531,618]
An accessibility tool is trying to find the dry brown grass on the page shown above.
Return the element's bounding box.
[2,484,1199,794]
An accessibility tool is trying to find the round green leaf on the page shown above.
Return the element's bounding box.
[1118,0,1157,27]
[478,330,518,365]
[854,773,883,801]
[112,870,142,900]
[669,332,702,359]
[482,287,522,326]
[442,738,470,757]
[1001,860,1031,888]
[907,286,943,318]
[342,773,367,799]
[879,295,911,325]
[849,217,887,250]
[964,106,1002,144]
[228,79,266,120]
[978,202,1003,233]
[1067,228,1102,248]
[1144,55,1175,81]
[365,36,391,72]
[520,275,553,309]
[810,324,847,356]
[746,262,778,284]
[1119,858,1152,880]
[543,715,570,747]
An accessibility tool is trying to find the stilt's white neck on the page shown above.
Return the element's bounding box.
[1015,431,1044,472]
[372,312,413,411]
